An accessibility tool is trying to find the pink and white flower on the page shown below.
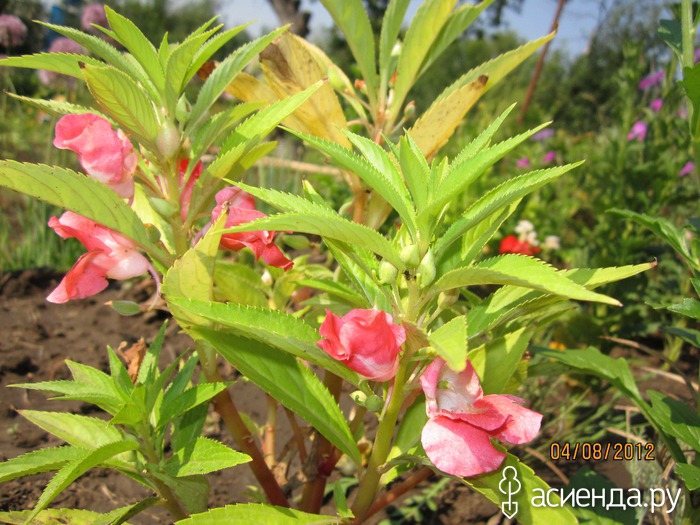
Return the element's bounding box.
[627,121,647,142]
[47,212,152,303]
[318,308,406,381]
[54,113,137,198]
[420,359,542,478]
[212,186,293,270]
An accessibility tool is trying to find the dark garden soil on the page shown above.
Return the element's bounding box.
[0,269,687,524]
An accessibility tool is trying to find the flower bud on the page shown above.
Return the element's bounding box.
[148,197,179,219]
[350,390,384,412]
[145,223,162,243]
[176,95,191,124]
[404,100,416,119]
[156,121,180,160]
[400,244,420,267]
[377,260,398,284]
[417,250,436,287]
[438,290,459,309]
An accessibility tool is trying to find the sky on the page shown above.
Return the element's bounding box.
[218,0,604,58]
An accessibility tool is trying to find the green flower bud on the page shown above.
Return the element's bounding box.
[156,121,180,160]
[438,289,459,309]
[145,223,162,243]
[400,243,420,267]
[350,390,383,412]
[106,300,142,316]
[176,95,191,124]
[417,249,436,287]
[377,260,398,284]
[148,197,179,219]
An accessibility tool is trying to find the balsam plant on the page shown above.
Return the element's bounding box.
[0,1,653,523]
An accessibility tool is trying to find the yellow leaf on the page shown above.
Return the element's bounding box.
[408,74,488,160]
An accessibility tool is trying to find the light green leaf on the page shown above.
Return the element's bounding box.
[107,346,134,397]
[464,453,578,525]
[676,463,700,490]
[214,261,268,307]
[0,161,157,255]
[188,26,287,132]
[189,327,361,465]
[176,504,338,525]
[155,473,209,515]
[0,509,135,525]
[164,437,250,477]
[320,0,378,108]
[436,255,621,306]
[667,298,700,320]
[451,103,517,169]
[297,279,366,308]
[435,162,583,257]
[384,396,428,483]
[647,391,700,452]
[460,200,521,266]
[171,404,209,455]
[93,498,161,525]
[379,0,410,89]
[392,0,457,117]
[83,64,160,149]
[0,52,102,78]
[221,212,404,270]
[399,133,432,213]
[0,447,85,483]
[12,380,124,415]
[429,316,467,371]
[19,411,126,449]
[28,440,139,522]
[6,94,105,120]
[167,297,358,384]
[189,102,263,161]
[104,6,164,89]
[186,24,251,84]
[468,327,533,394]
[158,383,228,430]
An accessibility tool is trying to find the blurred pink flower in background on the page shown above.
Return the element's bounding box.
[81,3,108,32]
[515,157,530,168]
[679,161,694,177]
[420,359,542,477]
[47,212,152,303]
[318,308,406,381]
[649,98,663,112]
[212,186,294,270]
[530,128,554,142]
[0,14,27,48]
[627,121,647,141]
[54,113,138,198]
[542,150,556,164]
[639,70,663,90]
[695,48,700,64]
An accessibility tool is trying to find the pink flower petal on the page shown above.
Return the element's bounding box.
[421,416,506,477]
[477,395,543,444]
[47,251,110,303]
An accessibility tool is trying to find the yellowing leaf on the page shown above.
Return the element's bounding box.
[225,71,278,103]
[408,75,488,160]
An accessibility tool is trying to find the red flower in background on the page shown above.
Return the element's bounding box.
[318,308,406,381]
[47,212,151,303]
[54,113,137,198]
[212,186,293,270]
[499,234,541,256]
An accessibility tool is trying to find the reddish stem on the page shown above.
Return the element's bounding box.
[363,467,434,521]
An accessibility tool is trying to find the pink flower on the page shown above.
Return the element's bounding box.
[0,14,27,49]
[515,157,530,169]
[679,161,694,177]
[178,159,202,221]
[695,49,700,64]
[649,98,663,112]
[627,121,647,142]
[81,3,108,33]
[212,187,293,270]
[54,114,137,198]
[47,212,152,303]
[530,128,554,142]
[541,150,556,164]
[318,308,406,381]
[420,359,542,477]
[499,235,540,256]
[639,70,663,90]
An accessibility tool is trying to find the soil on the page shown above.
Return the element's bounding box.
[0,270,690,524]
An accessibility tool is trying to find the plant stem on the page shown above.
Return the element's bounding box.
[264,394,278,467]
[198,348,289,507]
[363,467,434,521]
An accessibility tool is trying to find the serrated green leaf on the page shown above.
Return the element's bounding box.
[676,463,700,490]
[172,403,209,454]
[647,391,700,452]
[164,437,250,477]
[460,200,521,267]
[186,24,251,84]
[437,254,620,305]
[107,346,134,397]
[399,133,432,214]
[189,327,361,465]
[158,383,227,430]
[320,0,378,109]
[664,326,700,347]
[435,163,582,257]
[297,278,366,308]
[451,103,517,168]
[153,473,209,514]
[6,93,105,119]
[0,447,85,483]
[378,0,410,90]
[392,0,457,118]
[19,411,126,448]
[0,161,158,255]
[163,354,200,406]
[28,440,139,522]
[190,102,263,161]
[83,64,160,149]
[176,503,338,525]
[667,298,700,320]
[659,19,683,62]
[104,6,164,89]
[429,316,467,372]
[12,380,125,415]
[0,52,102,78]
[0,509,135,525]
[464,453,578,525]
[93,497,161,525]
[214,261,268,307]
[166,298,359,384]
[468,327,532,394]
[188,26,287,132]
